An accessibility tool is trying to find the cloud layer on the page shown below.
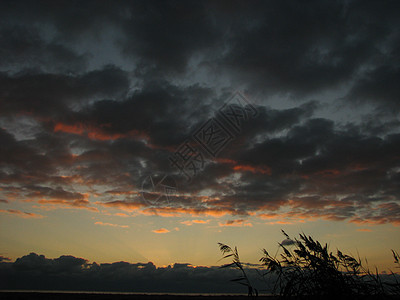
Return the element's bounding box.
[0,0,399,227]
[0,253,259,293]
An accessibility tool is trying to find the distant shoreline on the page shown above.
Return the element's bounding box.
[1,290,398,300]
[0,290,276,300]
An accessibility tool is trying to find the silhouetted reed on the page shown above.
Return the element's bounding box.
[219,230,400,299]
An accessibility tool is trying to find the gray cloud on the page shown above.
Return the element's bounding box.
[0,0,399,225]
[0,252,262,293]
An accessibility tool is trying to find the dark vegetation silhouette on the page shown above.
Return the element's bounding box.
[219,230,400,299]
[218,243,259,297]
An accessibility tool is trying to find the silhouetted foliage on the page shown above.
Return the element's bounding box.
[218,243,258,297]
[219,230,400,299]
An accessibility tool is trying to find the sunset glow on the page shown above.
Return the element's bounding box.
[1,0,400,295]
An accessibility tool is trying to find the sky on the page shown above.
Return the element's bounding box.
[1,0,400,292]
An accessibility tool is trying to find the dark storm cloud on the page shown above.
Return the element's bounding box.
[0,24,88,73]
[1,0,399,100]
[203,0,400,108]
[359,112,400,136]
[0,66,129,117]
[346,65,400,110]
[0,0,123,40]
[26,185,88,201]
[0,127,54,175]
[79,80,214,147]
[232,119,400,223]
[120,1,222,74]
[0,127,93,209]
[0,252,262,293]
[0,0,399,225]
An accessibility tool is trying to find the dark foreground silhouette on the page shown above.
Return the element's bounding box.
[0,292,278,300]
[2,291,400,300]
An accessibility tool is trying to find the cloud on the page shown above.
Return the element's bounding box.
[357,228,372,232]
[12,253,87,273]
[233,164,271,175]
[1,0,399,102]
[142,206,247,218]
[217,1,400,100]
[0,209,43,219]
[0,252,262,293]
[152,228,170,234]
[0,24,88,73]
[114,213,129,218]
[0,0,399,228]
[119,1,222,74]
[0,66,129,119]
[95,200,145,212]
[94,221,129,228]
[54,122,145,141]
[0,255,11,262]
[181,220,210,226]
[281,238,296,246]
[346,66,400,111]
[218,219,253,227]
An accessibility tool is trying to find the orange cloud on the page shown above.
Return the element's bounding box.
[152,228,170,234]
[141,206,244,217]
[314,169,341,177]
[215,158,271,175]
[266,220,294,225]
[258,213,279,219]
[215,158,237,164]
[95,221,129,228]
[54,122,84,134]
[357,228,372,232]
[37,198,98,212]
[192,219,210,224]
[105,190,138,196]
[349,217,399,226]
[54,122,148,142]
[218,219,253,227]
[88,131,130,141]
[233,164,271,175]
[0,209,44,219]
[95,200,145,212]
[114,213,129,217]
[257,211,331,225]
[180,219,210,226]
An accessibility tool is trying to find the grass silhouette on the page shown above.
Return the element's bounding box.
[219,230,400,299]
[218,243,258,297]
